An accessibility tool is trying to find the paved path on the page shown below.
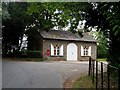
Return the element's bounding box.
[2,60,89,88]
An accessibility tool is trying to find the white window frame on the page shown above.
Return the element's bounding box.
[84,47,88,56]
[59,45,63,56]
[50,44,54,56]
[81,46,91,56]
[54,46,60,56]
[51,44,64,56]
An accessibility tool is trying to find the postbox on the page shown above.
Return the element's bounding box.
[47,49,50,56]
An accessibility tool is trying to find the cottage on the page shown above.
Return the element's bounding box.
[39,30,97,61]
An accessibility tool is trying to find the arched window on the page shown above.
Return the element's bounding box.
[51,44,63,56]
[53,45,60,56]
[81,46,91,56]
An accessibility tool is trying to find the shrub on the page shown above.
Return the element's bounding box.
[15,50,42,58]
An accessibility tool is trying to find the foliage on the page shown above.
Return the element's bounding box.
[2,2,120,67]
[2,50,42,58]
[97,32,107,58]
[26,27,42,51]
[27,2,90,33]
[27,2,120,66]
[2,2,29,54]
[2,3,10,20]
[83,2,120,67]
[2,2,90,55]
[15,50,42,58]
[90,31,107,58]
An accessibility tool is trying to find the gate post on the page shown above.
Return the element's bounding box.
[118,67,120,90]
[107,65,110,90]
[92,60,95,83]
[96,61,98,90]
[101,62,103,90]
[88,57,91,76]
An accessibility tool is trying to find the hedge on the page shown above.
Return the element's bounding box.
[15,51,42,58]
[2,50,42,58]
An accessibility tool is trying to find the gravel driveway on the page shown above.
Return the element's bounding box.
[2,60,89,88]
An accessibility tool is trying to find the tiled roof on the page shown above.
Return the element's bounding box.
[39,30,96,42]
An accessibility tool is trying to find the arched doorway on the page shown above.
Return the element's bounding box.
[67,43,77,61]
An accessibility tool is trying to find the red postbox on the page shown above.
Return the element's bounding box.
[47,49,50,56]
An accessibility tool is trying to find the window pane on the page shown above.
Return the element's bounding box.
[83,47,88,56]
[57,50,59,55]
[54,47,56,55]
[57,47,60,55]
[84,48,86,56]
[86,50,88,56]
[84,51,86,56]
[54,50,56,55]
[86,48,88,56]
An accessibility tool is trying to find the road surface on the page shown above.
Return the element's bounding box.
[2,60,89,88]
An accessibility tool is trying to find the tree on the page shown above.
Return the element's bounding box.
[97,32,107,58]
[90,31,107,58]
[27,2,120,67]
[3,2,120,67]
[2,2,29,55]
[25,2,91,51]
[27,2,91,33]
[83,2,120,67]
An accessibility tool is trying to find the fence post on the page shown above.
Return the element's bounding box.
[92,60,95,83]
[101,62,103,90]
[88,57,91,76]
[118,67,120,90]
[107,65,110,90]
[96,61,98,90]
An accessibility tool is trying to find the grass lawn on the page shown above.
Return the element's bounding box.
[97,58,107,62]
[72,76,95,88]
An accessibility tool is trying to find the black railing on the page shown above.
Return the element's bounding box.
[88,57,120,90]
